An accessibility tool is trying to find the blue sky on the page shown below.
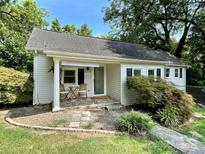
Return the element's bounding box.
[36,0,110,36]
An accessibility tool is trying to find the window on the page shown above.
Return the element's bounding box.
[64,70,76,83]
[165,68,170,77]
[127,68,132,77]
[180,68,183,78]
[175,69,179,77]
[157,68,161,77]
[148,69,154,78]
[134,69,141,76]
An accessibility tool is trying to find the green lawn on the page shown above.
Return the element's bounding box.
[176,106,205,144]
[0,112,178,154]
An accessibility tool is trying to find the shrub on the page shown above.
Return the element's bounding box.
[117,111,154,135]
[157,105,180,127]
[0,66,33,105]
[127,76,195,127]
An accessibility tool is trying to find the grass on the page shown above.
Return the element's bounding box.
[47,119,66,127]
[176,105,205,144]
[81,123,92,129]
[0,111,178,154]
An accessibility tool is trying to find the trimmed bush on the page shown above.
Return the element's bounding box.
[0,66,33,105]
[127,76,195,127]
[117,111,154,135]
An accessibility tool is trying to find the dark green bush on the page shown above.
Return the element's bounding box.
[0,66,33,105]
[127,76,195,127]
[117,111,154,135]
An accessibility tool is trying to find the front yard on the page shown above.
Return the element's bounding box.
[176,105,205,144]
[0,110,177,154]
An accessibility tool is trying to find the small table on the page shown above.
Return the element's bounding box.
[67,85,80,99]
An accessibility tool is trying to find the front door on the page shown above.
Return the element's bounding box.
[94,67,104,95]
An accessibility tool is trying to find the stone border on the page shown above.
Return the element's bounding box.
[4,111,120,135]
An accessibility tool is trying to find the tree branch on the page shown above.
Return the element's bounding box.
[0,11,22,24]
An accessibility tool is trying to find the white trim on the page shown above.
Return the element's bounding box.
[61,67,78,85]
[93,64,107,96]
[53,58,60,111]
[61,61,100,67]
[33,51,38,105]
[45,50,173,65]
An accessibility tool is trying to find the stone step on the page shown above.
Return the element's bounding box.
[150,126,205,154]
[106,104,124,111]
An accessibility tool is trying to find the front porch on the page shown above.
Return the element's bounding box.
[61,97,122,110]
[52,57,121,111]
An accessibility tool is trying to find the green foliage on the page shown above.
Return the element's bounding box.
[0,0,48,71]
[77,24,92,36]
[0,119,177,154]
[127,76,195,127]
[0,66,33,105]
[103,0,205,58]
[127,76,157,107]
[62,24,76,33]
[50,18,62,32]
[176,105,205,144]
[47,119,66,127]
[103,0,205,86]
[51,22,92,36]
[157,105,180,127]
[117,111,154,135]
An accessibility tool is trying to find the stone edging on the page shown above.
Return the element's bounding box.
[4,111,120,135]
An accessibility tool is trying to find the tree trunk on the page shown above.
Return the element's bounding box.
[175,25,189,58]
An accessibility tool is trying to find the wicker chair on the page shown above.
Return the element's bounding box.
[60,84,70,100]
[78,83,87,98]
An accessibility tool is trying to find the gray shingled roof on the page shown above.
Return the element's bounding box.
[26,28,184,65]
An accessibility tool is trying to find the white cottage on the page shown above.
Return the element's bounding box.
[26,28,187,111]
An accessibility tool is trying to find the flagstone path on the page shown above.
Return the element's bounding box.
[151,126,205,154]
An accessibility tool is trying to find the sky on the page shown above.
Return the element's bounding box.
[36,0,110,36]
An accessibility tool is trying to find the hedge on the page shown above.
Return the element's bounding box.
[127,76,195,127]
[0,66,33,105]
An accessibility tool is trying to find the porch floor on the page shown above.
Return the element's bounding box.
[61,98,121,109]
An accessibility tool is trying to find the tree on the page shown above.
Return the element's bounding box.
[185,19,205,85]
[50,18,62,32]
[103,0,205,58]
[0,0,48,71]
[77,24,92,36]
[62,24,76,33]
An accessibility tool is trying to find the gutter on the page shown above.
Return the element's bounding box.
[44,50,172,65]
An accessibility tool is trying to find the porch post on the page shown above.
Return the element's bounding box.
[53,58,60,112]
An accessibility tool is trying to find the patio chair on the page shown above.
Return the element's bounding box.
[79,83,87,98]
[60,84,70,100]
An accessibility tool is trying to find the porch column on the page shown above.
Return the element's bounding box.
[53,58,60,112]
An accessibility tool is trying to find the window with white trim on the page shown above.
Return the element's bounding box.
[127,68,132,78]
[134,69,141,76]
[165,68,170,77]
[180,68,183,78]
[157,68,161,77]
[64,70,76,83]
[148,69,154,79]
[175,69,179,77]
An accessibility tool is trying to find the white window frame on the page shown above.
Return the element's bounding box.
[61,67,78,85]
[175,68,179,77]
[134,69,141,76]
[93,64,107,97]
[180,68,183,78]
[165,68,170,78]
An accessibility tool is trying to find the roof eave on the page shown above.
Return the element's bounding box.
[44,50,173,65]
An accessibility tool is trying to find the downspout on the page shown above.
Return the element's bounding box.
[34,50,39,105]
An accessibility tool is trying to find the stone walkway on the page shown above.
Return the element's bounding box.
[151,126,205,154]
[69,110,91,128]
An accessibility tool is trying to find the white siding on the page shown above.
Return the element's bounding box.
[120,64,186,105]
[164,67,186,91]
[33,53,53,105]
[107,64,121,101]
